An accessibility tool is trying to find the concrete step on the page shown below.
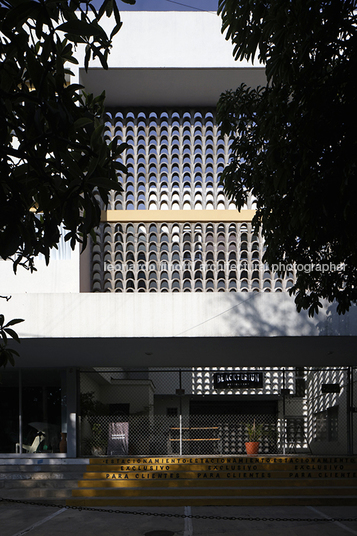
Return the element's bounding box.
[0,479,80,489]
[0,472,84,482]
[1,488,73,500]
[0,464,86,473]
[0,460,86,501]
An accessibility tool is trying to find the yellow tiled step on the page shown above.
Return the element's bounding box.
[72,485,357,498]
[66,496,357,508]
[89,456,355,467]
[81,470,357,480]
[89,454,357,465]
[68,457,357,508]
[86,462,357,473]
[77,477,357,489]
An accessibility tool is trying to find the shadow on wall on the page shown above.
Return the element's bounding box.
[180,292,319,339]
[184,292,357,339]
[316,301,357,336]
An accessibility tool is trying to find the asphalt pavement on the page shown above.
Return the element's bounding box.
[1,500,357,536]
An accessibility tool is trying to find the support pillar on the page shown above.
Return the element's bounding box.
[66,368,79,457]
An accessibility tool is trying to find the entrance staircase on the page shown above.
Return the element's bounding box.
[0,460,87,501]
[67,456,357,507]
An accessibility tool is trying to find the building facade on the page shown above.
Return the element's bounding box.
[0,5,356,459]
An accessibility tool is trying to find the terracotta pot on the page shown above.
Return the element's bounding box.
[245,441,259,455]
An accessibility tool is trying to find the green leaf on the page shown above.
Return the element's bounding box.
[66,84,84,94]
[25,50,44,90]
[57,20,107,39]
[88,177,121,191]
[98,0,113,19]
[4,318,24,327]
[113,161,127,173]
[3,2,40,30]
[74,117,93,129]
[110,22,122,40]
[4,328,20,343]
[90,124,104,149]
[84,45,91,71]
[85,154,99,180]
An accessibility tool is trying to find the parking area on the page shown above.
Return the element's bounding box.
[1,500,357,536]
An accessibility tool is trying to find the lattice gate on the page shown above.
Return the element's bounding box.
[78,367,356,457]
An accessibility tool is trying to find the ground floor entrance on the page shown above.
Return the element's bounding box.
[78,367,356,458]
[0,366,356,458]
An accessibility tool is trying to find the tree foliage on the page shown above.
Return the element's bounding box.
[0,314,23,368]
[0,0,135,366]
[0,0,134,271]
[217,0,357,315]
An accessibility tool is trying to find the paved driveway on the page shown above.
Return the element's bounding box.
[1,500,357,536]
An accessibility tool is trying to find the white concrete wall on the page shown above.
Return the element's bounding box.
[76,11,255,69]
[0,248,80,294]
[77,11,265,107]
[3,292,357,339]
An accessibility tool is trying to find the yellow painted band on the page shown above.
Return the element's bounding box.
[101,210,255,223]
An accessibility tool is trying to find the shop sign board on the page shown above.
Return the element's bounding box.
[213,371,264,389]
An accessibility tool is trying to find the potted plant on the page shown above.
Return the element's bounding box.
[245,420,263,455]
[91,423,107,456]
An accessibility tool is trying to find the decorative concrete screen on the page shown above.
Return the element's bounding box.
[92,109,295,293]
[105,109,237,212]
[92,221,296,293]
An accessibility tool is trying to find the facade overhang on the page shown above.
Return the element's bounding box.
[13,335,357,368]
[79,67,266,108]
[4,293,357,368]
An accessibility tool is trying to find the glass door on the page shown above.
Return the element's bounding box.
[0,369,67,455]
[0,370,19,454]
